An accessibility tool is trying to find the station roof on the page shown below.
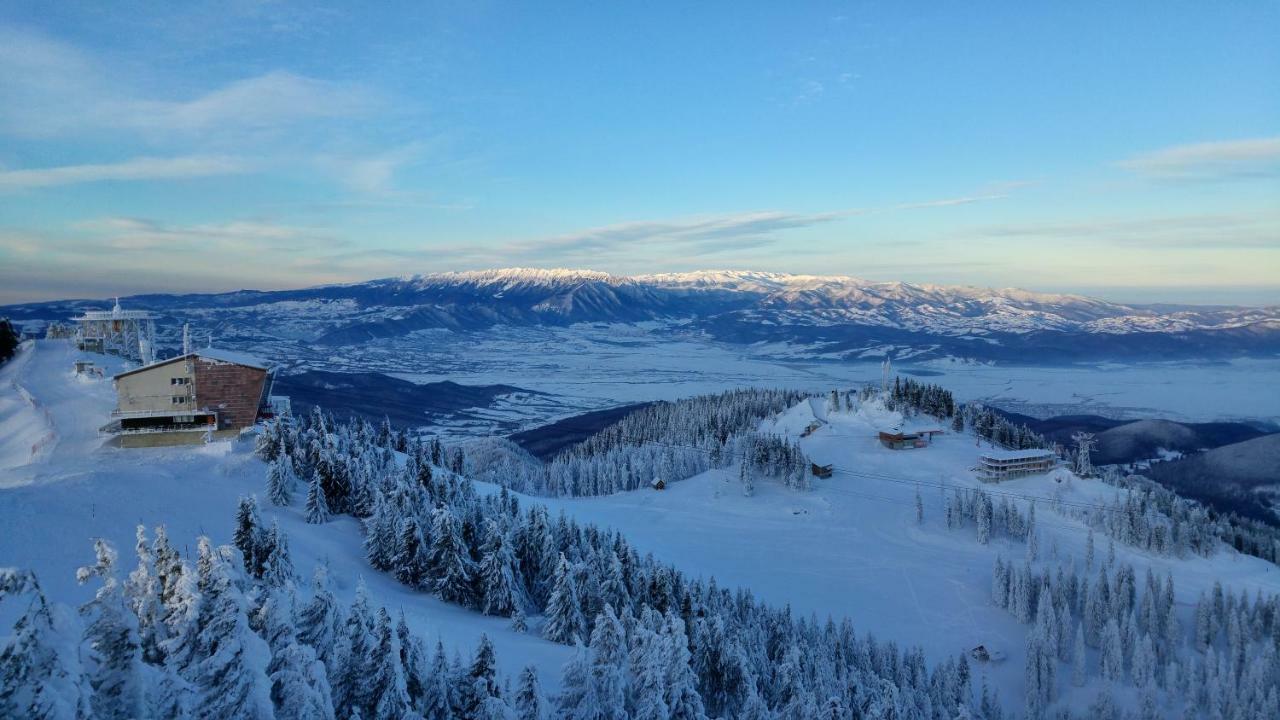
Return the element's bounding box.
[114,348,270,379]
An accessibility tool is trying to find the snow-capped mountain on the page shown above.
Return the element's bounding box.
[3,268,1278,363]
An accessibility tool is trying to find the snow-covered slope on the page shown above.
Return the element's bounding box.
[0,340,572,689]
[5,339,1280,718]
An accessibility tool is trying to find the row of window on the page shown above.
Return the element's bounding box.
[171,396,187,405]
[170,377,190,385]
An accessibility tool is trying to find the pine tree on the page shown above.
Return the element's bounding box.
[366,609,412,720]
[583,605,628,720]
[76,539,144,720]
[234,496,263,576]
[331,584,374,717]
[306,475,330,524]
[297,567,343,670]
[740,461,754,497]
[394,517,430,589]
[479,521,521,617]
[364,498,399,571]
[260,594,335,720]
[429,507,476,607]
[1100,618,1124,683]
[662,612,706,720]
[1072,621,1086,687]
[455,634,503,719]
[419,641,452,720]
[190,538,274,720]
[543,554,587,645]
[267,456,295,506]
[124,525,166,665]
[261,522,297,589]
[0,575,92,720]
[915,487,924,524]
[514,665,544,720]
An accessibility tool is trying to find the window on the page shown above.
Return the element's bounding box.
[171,396,187,404]
[170,377,189,385]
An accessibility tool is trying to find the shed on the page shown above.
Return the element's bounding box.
[811,463,833,479]
[650,478,666,490]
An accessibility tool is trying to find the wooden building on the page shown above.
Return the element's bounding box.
[101,349,272,445]
[811,463,833,479]
[976,448,1057,482]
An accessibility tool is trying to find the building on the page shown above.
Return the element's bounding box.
[977,448,1057,482]
[101,348,273,446]
[811,463,833,479]
[878,428,944,450]
[73,299,157,364]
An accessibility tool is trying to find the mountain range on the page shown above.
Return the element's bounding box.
[4,268,1278,363]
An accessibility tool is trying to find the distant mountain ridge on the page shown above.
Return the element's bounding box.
[5,268,1279,363]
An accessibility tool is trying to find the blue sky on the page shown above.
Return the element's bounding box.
[1,1,1277,305]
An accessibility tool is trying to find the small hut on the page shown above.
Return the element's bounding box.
[650,478,666,490]
[811,463,833,479]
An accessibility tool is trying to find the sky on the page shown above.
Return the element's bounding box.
[0,1,1277,306]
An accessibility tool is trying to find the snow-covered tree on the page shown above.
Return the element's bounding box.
[429,507,475,607]
[77,539,144,720]
[514,665,545,720]
[190,538,274,720]
[543,554,586,645]
[305,475,331,525]
[267,455,296,506]
[479,521,521,617]
[0,573,92,720]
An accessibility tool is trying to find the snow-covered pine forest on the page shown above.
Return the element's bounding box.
[3,339,1279,720]
[463,389,812,496]
[3,405,983,720]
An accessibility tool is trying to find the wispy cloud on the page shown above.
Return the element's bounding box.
[1118,137,1280,181]
[977,212,1280,248]
[503,191,1015,261]
[73,216,342,252]
[0,156,250,190]
[0,26,373,140]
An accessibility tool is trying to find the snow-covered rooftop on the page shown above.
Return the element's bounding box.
[114,347,271,378]
[979,448,1057,462]
[195,347,270,370]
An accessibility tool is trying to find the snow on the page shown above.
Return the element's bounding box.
[533,400,1280,710]
[195,347,271,370]
[0,340,572,688]
[4,338,1280,714]
[981,448,1058,461]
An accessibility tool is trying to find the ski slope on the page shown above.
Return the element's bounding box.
[0,340,573,687]
[3,338,1279,715]
[539,396,1280,709]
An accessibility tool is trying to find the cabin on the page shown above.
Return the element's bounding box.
[878,427,943,450]
[811,463,833,479]
[100,348,273,446]
[977,448,1057,482]
[650,478,666,490]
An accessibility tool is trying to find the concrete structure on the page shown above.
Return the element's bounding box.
[101,348,273,444]
[976,448,1057,482]
[73,299,157,364]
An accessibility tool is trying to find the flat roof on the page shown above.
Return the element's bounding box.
[979,448,1056,462]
